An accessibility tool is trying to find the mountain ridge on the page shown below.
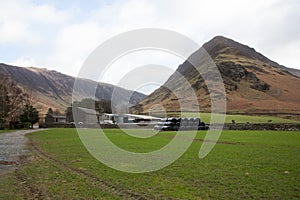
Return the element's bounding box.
[0,63,146,113]
[132,36,300,115]
[203,36,300,77]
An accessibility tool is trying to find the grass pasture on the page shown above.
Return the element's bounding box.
[1,128,300,199]
[168,112,300,123]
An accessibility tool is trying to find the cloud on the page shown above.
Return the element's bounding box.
[0,0,70,45]
[43,22,104,76]
[0,20,38,44]
[1,0,299,85]
[12,57,37,67]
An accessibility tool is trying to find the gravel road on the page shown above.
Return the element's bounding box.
[0,129,45,173]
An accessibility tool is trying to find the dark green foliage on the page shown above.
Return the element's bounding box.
[95,99,112,114]
[73,98,95,109]
[45,108,54,123]
[65,106,73,123]
[67,98,112,121]
[47,108,53,115]
[20,104,39,128]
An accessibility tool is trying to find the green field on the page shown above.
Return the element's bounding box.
[1,128,300,199]
[168,112,300,123]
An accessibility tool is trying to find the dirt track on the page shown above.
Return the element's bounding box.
[0,129,44,173]
[0,129,149,199]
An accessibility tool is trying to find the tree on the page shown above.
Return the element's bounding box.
[65,106,73,123]
[53,108,62,115]
[0,83,10,128]
[73,98,93,109]
[8,82,28,128]
[47,108,53,115]
[0,73,28,128]
[95,99,112,114]
[73,98,112,114]
[45,108,54,123]
[20,104,39,128]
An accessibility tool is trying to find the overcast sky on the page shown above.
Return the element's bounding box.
[0,0,299,93]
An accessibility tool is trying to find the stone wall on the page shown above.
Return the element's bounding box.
[222,123,300,131]
[39,122,300,131]
[94,123,300,130]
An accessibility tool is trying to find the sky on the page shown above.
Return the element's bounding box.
[0,0,299,93]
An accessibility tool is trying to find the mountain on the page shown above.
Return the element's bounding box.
[0,63,146,113]
[132,36,300,115]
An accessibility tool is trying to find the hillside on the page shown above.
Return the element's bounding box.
[0,63,145,113]
[133,36,300,115]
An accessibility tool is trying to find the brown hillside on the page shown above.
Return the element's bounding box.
[0,63,146,114]
[132,36,300,115]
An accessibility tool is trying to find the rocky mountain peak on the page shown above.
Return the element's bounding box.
[202,35,300,77]
[132,36,300,114]
[203,36,278,66]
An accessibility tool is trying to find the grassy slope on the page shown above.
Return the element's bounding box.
[1,128,300,199]
[168,112,300,123]
[0,173,23,199]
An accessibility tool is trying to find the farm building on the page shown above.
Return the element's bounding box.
[45,114,66,124]
[73,107,100,124]
[101,113,161,124]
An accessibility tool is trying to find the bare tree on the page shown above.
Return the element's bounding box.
[7,81,27,126]
[23,87,36,106]
[0,76,10,128]
[0,73,29,128]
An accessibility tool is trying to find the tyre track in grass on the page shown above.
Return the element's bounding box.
[27,138,152,200]
[158,134,243,145]
[15,168,46,200]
